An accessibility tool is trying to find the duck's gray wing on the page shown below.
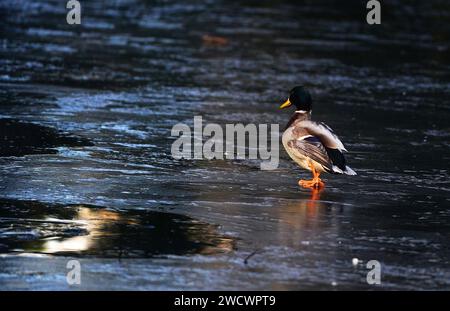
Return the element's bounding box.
[297,120,347,152]
[287,136,334,173]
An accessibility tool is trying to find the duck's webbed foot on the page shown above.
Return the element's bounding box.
[298,162,325,189]
[298,178,324,189]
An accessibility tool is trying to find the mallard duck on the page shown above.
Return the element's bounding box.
[279,86,356,189]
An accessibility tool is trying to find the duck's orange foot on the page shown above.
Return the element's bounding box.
[298,178,325,189]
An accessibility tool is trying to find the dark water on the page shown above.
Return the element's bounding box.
[1,0,450,290]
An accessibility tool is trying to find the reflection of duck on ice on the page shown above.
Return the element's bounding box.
[272,187,347,251]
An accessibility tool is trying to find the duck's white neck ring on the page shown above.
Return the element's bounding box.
[295,110,310,114]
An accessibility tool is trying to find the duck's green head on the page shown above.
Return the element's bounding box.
[279,86,312,112]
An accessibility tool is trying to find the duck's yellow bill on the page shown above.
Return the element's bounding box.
[279,99,292,109]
